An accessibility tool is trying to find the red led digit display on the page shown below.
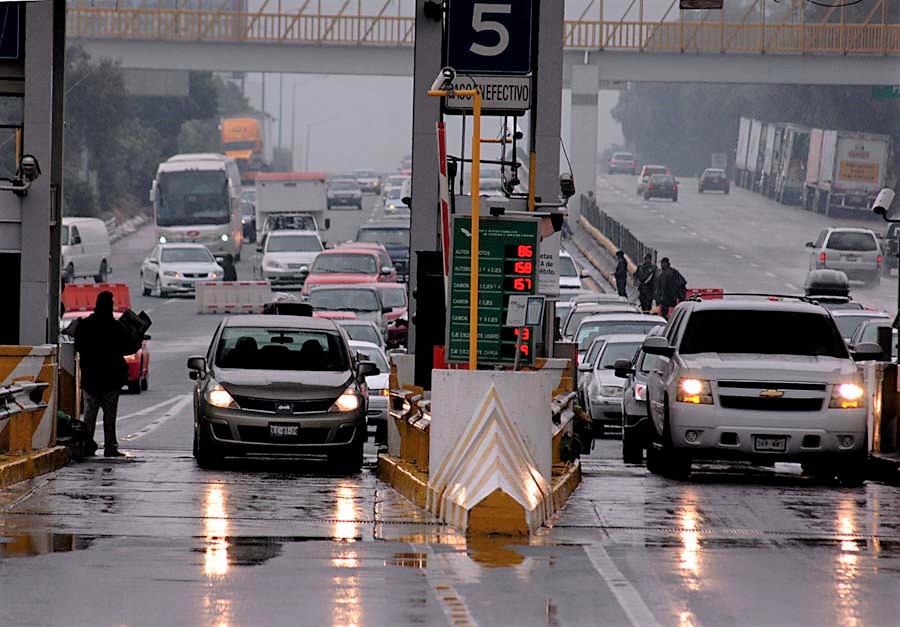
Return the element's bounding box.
[518,245,534,258]
[514,261,533,274]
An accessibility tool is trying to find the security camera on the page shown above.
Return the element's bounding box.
[18,154,40,182]
[560,172,576,199]
[431,66,456,92]
[873,188,895,217]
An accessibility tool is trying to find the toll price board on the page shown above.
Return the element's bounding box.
[447,216,540,365]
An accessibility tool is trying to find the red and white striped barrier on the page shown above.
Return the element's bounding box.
[196,281,273,314]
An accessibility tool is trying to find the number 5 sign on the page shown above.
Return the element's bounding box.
[446,0,533,75]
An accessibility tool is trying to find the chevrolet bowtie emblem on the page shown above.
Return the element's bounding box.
[759,389,784,399]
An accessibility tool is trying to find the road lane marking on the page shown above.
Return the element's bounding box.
[765,271,777,278]
[750,262,760,268]
[733,254,743,260]
[690,232,698,236]
[701,238,710,243]
[122,394,192,441]
[411,543,478,627]
[717,245,727,251]
[117,395,186,421]
[584,545,661,627]
[165,298,178,305]
[668,219,676,224]
[680,225,687,230]
[786,283,799,291]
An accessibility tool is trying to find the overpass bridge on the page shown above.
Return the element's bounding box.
[67,0,900,85]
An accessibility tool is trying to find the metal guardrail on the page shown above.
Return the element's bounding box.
[65,6,900,56]
[580,193,657,266]
[0,382,48,421]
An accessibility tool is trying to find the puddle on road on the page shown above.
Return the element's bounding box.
[0,533,94,558]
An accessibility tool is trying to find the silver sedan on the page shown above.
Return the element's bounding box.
[140,243,224,298]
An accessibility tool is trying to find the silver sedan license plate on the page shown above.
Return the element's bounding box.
[754,436,787,452]
[270,424,299,438]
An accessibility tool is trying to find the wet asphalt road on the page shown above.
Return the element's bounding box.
[3,189,900,625]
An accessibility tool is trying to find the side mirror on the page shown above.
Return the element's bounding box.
[382,306,392,314]
[358,361,380,378]
[805,242,815,249]
[381,266,393,275]
[852,342,885,362]
[187,355,207,374]
[578,362,591,373]
[143,334,152,341]
[642,335,675,358]
[256,246,263,253]
[148,259,158,265]
[613,358,635,379]
[401,196,412,207]
[580,268,588,278]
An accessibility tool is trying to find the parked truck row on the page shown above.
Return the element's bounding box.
[733,116,893,216]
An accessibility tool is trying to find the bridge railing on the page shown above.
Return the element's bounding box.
[66,7,900,56]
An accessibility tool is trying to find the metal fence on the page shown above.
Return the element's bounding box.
[579,193,657,265]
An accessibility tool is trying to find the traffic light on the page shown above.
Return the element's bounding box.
[412,250,446,389]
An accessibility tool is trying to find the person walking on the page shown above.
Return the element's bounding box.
[634,253,658,313]
[614,250,628,298]
[655,257,687,318]
[221,254,237,281]
[74,291,139,457]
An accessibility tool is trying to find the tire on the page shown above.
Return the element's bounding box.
[836,458,867,487]
[329,431,364,473]
[64,264,75,285]
[155,276,167,299]
[140,370,149,392]
[647,398,690,479]
[127,378,141,394]
[93,261,108,284]
[643,193,651,201]
[141,274,151,297]
[622,416,643,464]
[195,421,224,469]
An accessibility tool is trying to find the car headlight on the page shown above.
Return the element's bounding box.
[299,265,309,273]
[209,272,219,279]
[598,385,623,398]
[159,236,167,244]
[330,386,362,413]
[163,270,181,278]
[205,383,238,409]
[220,234,229,242]
[677,378,713,404]
[388,203,395,209]
[265,259,283,269]
[830,382,865,409]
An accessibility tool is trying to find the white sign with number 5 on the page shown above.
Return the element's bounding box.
[470,3,512,57]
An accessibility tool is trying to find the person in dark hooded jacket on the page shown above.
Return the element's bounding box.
[633,253,657,313]
[655,257,687,318]
[614,250,628,298]
[74,291,138,457]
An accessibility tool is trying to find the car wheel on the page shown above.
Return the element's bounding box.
[329,431,364,473]
[622,416,643,464]
[141,273,151,296]
[195,421,223,469]
[835,456,867,487]
[643,193,651,201]
[127,378,141,394]
[155,276,167,299]
[647,398,690,479]
[93,261,108,284]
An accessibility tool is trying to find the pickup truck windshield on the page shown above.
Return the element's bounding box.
[679,310,848,357]
[357,228,409,247]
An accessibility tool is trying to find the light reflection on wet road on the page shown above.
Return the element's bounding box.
[2,443,900,625]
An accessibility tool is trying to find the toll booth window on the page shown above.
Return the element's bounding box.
[0,96,23,181]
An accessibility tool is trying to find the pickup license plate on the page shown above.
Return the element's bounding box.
[843,255,859,262]
[269,423,299,438]
[754,436,787,452]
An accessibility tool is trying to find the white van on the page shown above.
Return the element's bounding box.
[61,217,112,283]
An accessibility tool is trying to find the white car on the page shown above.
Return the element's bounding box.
[258,229,323,288]
[327,178,363,209]
[349,340,390,445]
[578,334,647,436]
[806,227,883,286]
[62,217,112,284]
[642,297,875,484]
[140,243,223,297]
[558,251,583,293]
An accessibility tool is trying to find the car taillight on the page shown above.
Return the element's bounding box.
[819,252,826,262]
[672,186,677,190]
[877,255,883,265]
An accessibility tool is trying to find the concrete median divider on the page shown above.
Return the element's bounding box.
[378,369,582,536]
[0,345,68,489]
[196,281,273,314]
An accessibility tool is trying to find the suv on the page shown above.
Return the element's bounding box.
[608,152,636,175]
[806,227,883,286]
[327,178,363,209]
[257,229,323,287]
[644,174,678,202]
[355,221,410,282]
[634,297,875,484]
[636,165,670,195]
[698,168,730,194]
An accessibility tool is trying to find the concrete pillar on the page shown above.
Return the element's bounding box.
[569,64,599,215]
[530,0,564,206]
[408,0,443,354]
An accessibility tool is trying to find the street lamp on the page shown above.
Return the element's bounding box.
[304,116,342,171]
[873,187,898,362]
[290,76,329,169]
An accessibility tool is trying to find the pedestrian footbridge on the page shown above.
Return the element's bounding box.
[67,0,900,84]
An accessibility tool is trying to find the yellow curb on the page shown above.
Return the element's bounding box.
[377,453,582,535]
[0,446,68,490]
[578,215,638,273]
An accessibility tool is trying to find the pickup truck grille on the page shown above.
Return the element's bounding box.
[717,381,826,412]
[719,397,823,412]
[717,381,826,392]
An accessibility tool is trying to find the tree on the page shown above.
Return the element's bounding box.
[177,119,221,154]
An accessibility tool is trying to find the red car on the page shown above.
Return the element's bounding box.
[374,282,408,322]
[303,248,397,294]
[608,151,637,175]
[61,283,150,394]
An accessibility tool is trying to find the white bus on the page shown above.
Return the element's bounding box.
[149,153,244,259]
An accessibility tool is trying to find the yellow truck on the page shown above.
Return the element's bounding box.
[221,115,271,184]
